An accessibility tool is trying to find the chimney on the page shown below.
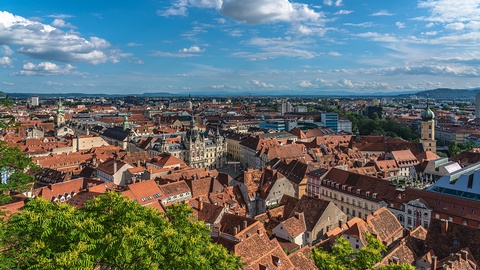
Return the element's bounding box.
[234,226,238,235]
[113,161,118,174]
[243,220,248,230]
[199,200,203,211]
[339,218,344,229]
[431,256,437,270]
[461,250,468,261]
[441,219,449,235]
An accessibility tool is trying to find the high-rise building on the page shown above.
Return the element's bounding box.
[31,96,39,106]
[420,103,436,153]
[280,102,292,116]
[321,112,339,132]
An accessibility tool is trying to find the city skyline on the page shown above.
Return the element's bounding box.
[1,0,480,95]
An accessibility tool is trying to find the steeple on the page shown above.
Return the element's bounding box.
[420,97,436,153]
[55,98,66,126]
[57,98,64,115]
[123,114,130,130]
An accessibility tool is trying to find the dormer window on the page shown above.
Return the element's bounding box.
[372,193,377,199]
[347,187,352,192]
[356,189,361,195]
[366,191,370,197]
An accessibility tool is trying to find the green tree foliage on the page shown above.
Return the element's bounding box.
[448,141,477,157]
[0,191,242,270]
[312,233,414,270]
[0,97,38,204]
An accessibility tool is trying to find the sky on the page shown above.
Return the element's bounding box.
[1,0,480,95]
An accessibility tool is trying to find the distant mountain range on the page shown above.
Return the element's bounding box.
[397,88,480,100]
[3,88,479,99]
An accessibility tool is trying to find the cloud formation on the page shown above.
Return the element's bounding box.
[13,61,83,76]
[160,0,323,24]
[0,11,126,64]
[51,19,76,29]
[179,46,205,53]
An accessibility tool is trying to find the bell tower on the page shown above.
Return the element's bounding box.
[420,101,436,153]
[55,99,65,126]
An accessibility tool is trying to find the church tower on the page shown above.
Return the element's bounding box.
[420,102,436,153]
[55,99,65,126]
[123,114,130,130]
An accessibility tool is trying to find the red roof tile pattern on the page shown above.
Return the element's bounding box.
[234,233,295,270]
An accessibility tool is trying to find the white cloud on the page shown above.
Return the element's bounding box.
[445,22,465,30]
[179,46,205,53]
[353,32,399,42]
[160,0,324,24]
[2,81,14,85]
[299,80,315,87]
[1,45,13,56]
[371,10,394,16]
[220,0,323,24]
[232,37,318,60]
[158,6,188,17]
[158,0,222,17]
[151,51,199,58]
[466,21,480,30]
[0,11,126,64]
[13,61,84,76]
[417,0,480,23]
[288,24,327,36]
[0,56,12,66]
[364,64,480,77]
[250,79,274,88]
[43,81,63,86]
[396,22,405,29]
[329,51,341,56]
[210,84,242,89]
[344,22,374,27]
[127,42,143,47]
[335,10,353,15]
[422,31,438,36]
[46,14,74,19]
[226,29,243,37]
[323,0,342,6]
[51,19,76,29]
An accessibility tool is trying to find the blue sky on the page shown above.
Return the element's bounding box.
[1,0,480,95]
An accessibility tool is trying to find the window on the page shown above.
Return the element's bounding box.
[423,221,429,228]
[407,217,412,225]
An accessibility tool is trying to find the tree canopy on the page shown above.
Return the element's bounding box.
[311,233,415,270]
[0,191,242,270]
[0,96,38,204]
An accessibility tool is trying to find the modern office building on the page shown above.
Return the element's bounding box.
[321,112,339,132]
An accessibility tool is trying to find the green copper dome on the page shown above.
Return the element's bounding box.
[421,106,435,121]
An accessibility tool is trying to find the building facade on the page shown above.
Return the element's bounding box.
[150,119,227,169]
